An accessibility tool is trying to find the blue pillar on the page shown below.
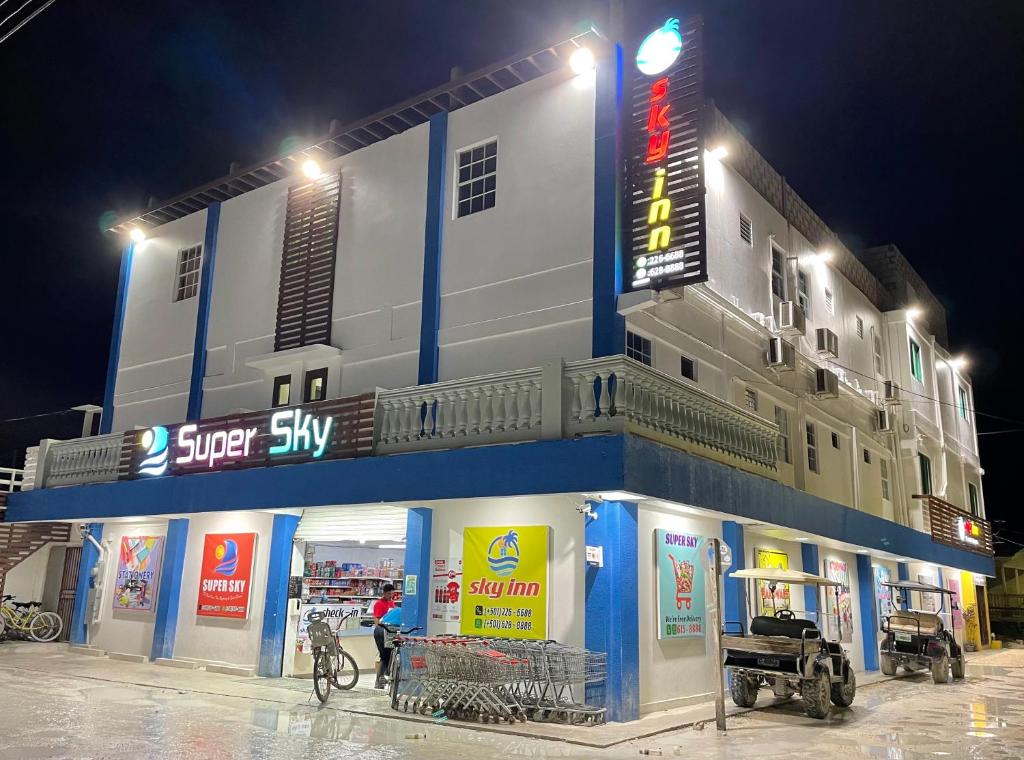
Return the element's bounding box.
[585,500,639,722]
[591,43,625,358]
[70,523,103,645]
[100,244,134,433]
[857,554,879,670]
[897,562,910,610]
[258,514,299,677]
[801,543,820,616]
[150,519,190,661]
[186,203,221,421]
[402,508,432,632]
[417,112,448,385]
[722,521,746,632]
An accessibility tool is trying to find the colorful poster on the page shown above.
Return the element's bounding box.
[113,536,164,611]
[656,529,705,639]
[946,576,963,629]
[874,565,893,622]
[196,532,257,619]
[430,557,463,623]
[755,549,791,615]
[460,526,548,639]
[295,603,362,653]
[917,573,939,612]
[824,558,853,643]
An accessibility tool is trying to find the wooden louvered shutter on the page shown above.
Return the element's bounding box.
[274,174,341,351]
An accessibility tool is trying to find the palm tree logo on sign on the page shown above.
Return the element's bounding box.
[486,530,520,577]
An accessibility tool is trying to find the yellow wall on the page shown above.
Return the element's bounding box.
[959,572,991,647]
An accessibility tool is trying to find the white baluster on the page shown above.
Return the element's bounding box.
[467,389,481,436]
[597,370,612,419]
[516,380,530,430]
[379,400,393,443]
[570,374,583,424]
[612,369,625,418]
[422,396,435,440]
[530,378,543,429]
[480,388,494,435]
[493,384,507,432]
[455,390,468,436]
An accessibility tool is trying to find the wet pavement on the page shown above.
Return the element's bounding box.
[0,642,1022,759]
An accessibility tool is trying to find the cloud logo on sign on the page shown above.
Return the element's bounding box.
[213,539,239,576]
[138,426,169,477]
[486,530,520,577]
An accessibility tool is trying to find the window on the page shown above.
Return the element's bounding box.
[855,316,864,339]
[456,139,497,218]
[272,375,291,408]
[968,482,980,516]
[739,213,753,246]
[775,406,791,464]
[173,244,203,302]
[626,331,652,366]
[304,368,328,403]
[797,270,810,314]
[909,338,923,383]
[680,355,697,382]
[958,386,969,420]
[831,431,840,449]
[863,448,872,464]
[873,334,884,374]
[880,459,891,500]
[745,388,758,412]
[806,423,819,473]
[919,453,933,495]
[771,247,786,299]
[824,288,834,315]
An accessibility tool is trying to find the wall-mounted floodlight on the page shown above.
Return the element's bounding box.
[302,159,322,180]
[569,47,595,75]
[129,228,146,243]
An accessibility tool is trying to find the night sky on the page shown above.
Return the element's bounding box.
[2,2,1022,535]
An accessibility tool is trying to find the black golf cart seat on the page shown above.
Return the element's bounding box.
[750,615,818,639]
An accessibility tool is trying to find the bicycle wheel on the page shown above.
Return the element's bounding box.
[312,649,332,703]
[334,649,359,690]
[30,612,62,643]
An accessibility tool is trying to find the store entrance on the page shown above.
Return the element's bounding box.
[282,506,408,680]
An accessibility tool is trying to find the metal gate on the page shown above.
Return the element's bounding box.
[56,547,81,642]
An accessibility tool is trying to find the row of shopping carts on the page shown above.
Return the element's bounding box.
[390,636,607,725]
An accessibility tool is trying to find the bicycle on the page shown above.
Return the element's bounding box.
[0,595,63,642]
[384,623,423,708]
[307,609,360,703]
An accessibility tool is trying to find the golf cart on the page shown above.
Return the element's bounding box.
[879,580,965,684]
[721,567,856,719]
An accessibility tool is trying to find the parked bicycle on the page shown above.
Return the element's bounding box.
[307,609,360,703]
[384,623,423,707]
[0,594,63,642]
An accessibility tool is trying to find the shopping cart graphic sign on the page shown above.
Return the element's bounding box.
[196,532,256,619]
[656,529,705,639]
[460,525,548,639]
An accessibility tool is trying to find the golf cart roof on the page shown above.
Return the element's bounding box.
[729,567,841,587]
[881,580,954,595]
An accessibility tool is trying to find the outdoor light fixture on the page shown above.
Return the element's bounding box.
[129,228,146,243]
[815,249,834,264]
[708,145,728,160]
[949,356,969,371]
[569,47,595,75]
[796,536,810,541]
[301,159,322,180]
[906,306,923,321]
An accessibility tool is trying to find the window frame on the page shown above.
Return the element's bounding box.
[454,138,498,219]
[272,374,291,408]
[958,386,969,420]
[173,244,203,302]
[775,405,791,464]
[824,287,834,315]
[863,448,871,464]
[831,431,840,450]
[919,452,933,495]
[303,367,329,403]
[680,355,697,382]
[797,269,810,314]
[873,332,884,375]
[909,337,924,383]
[770,245,786,300]
[745,388,758,412]
[968,482,980,516]
[880,458,891,500]
[806,422,819,474]
[626,330,653,366]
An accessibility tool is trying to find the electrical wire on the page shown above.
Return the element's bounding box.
[0,0,56,46]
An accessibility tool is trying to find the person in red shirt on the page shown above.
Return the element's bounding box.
[372,584,397,689]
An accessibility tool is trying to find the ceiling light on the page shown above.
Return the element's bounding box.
[857,549,869,554]
[709,146,728,160]
[796,536,810,541]
[302,159,322,180]
[906,307,922,321]
[597,491,648,502]
[379,544,407,550]
[129,228,146,243]
[569,47,595,75]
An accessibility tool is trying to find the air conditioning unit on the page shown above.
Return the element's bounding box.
[875,408,893,432]
[884,380,902,404]
[766,337,797,371]
[815,328,839,359]
[815,368,840,398]
[776,301,806,337]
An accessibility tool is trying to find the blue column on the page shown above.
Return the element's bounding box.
[258,514,300,677]
[585,500,639,722]
[857,554,879,670]
[100,244,134,434]
[801,543,820,616]
[150,519,190,661]
[417,112,448,385]
[897,562,910,610]
[70,523,103,645]
[722,521,746,632]
[402,508,432,632]
[186,203,222,421]
[591,43,625,358]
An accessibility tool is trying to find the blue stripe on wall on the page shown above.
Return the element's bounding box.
[591,43,625,358]
[258,513,300,677]
[722,521,746,632]
[186,203,221,421]
[70,523,103,645]
[100,243,134,434]
[418,112,448,385]
[857,553,879,670]
[150,518,190,660]
[801,543,820,615]
[402,508,432,633]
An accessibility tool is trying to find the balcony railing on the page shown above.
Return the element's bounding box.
[0,467,24,512]
[36,433,129,488]
[914,493,994,557]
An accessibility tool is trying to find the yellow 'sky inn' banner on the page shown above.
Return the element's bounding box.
[460,525,549,639]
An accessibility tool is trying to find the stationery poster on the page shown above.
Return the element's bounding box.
[946,576,963,628]
[824,558,853,643]
[874,564,893,622]
[755,548,791,615]
[656,529,705,639]
[460,526,548,639]
[196,532,257,619]
[430,557,463,623]
[113,536,164,611]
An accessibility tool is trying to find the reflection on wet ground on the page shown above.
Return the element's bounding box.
[0,643,1023,758]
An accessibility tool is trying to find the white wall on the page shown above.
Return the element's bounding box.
[173,511,275,668]
[428,495,584,647]
[3,544,52,603]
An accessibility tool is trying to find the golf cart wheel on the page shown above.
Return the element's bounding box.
[802,670,831,719]
[730,673,758,708]
[951,655,965,680]
[931,654,949,684]
[879,653,897,676]
[830,668,856,707]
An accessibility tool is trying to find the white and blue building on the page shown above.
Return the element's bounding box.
[4,16,994,722]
